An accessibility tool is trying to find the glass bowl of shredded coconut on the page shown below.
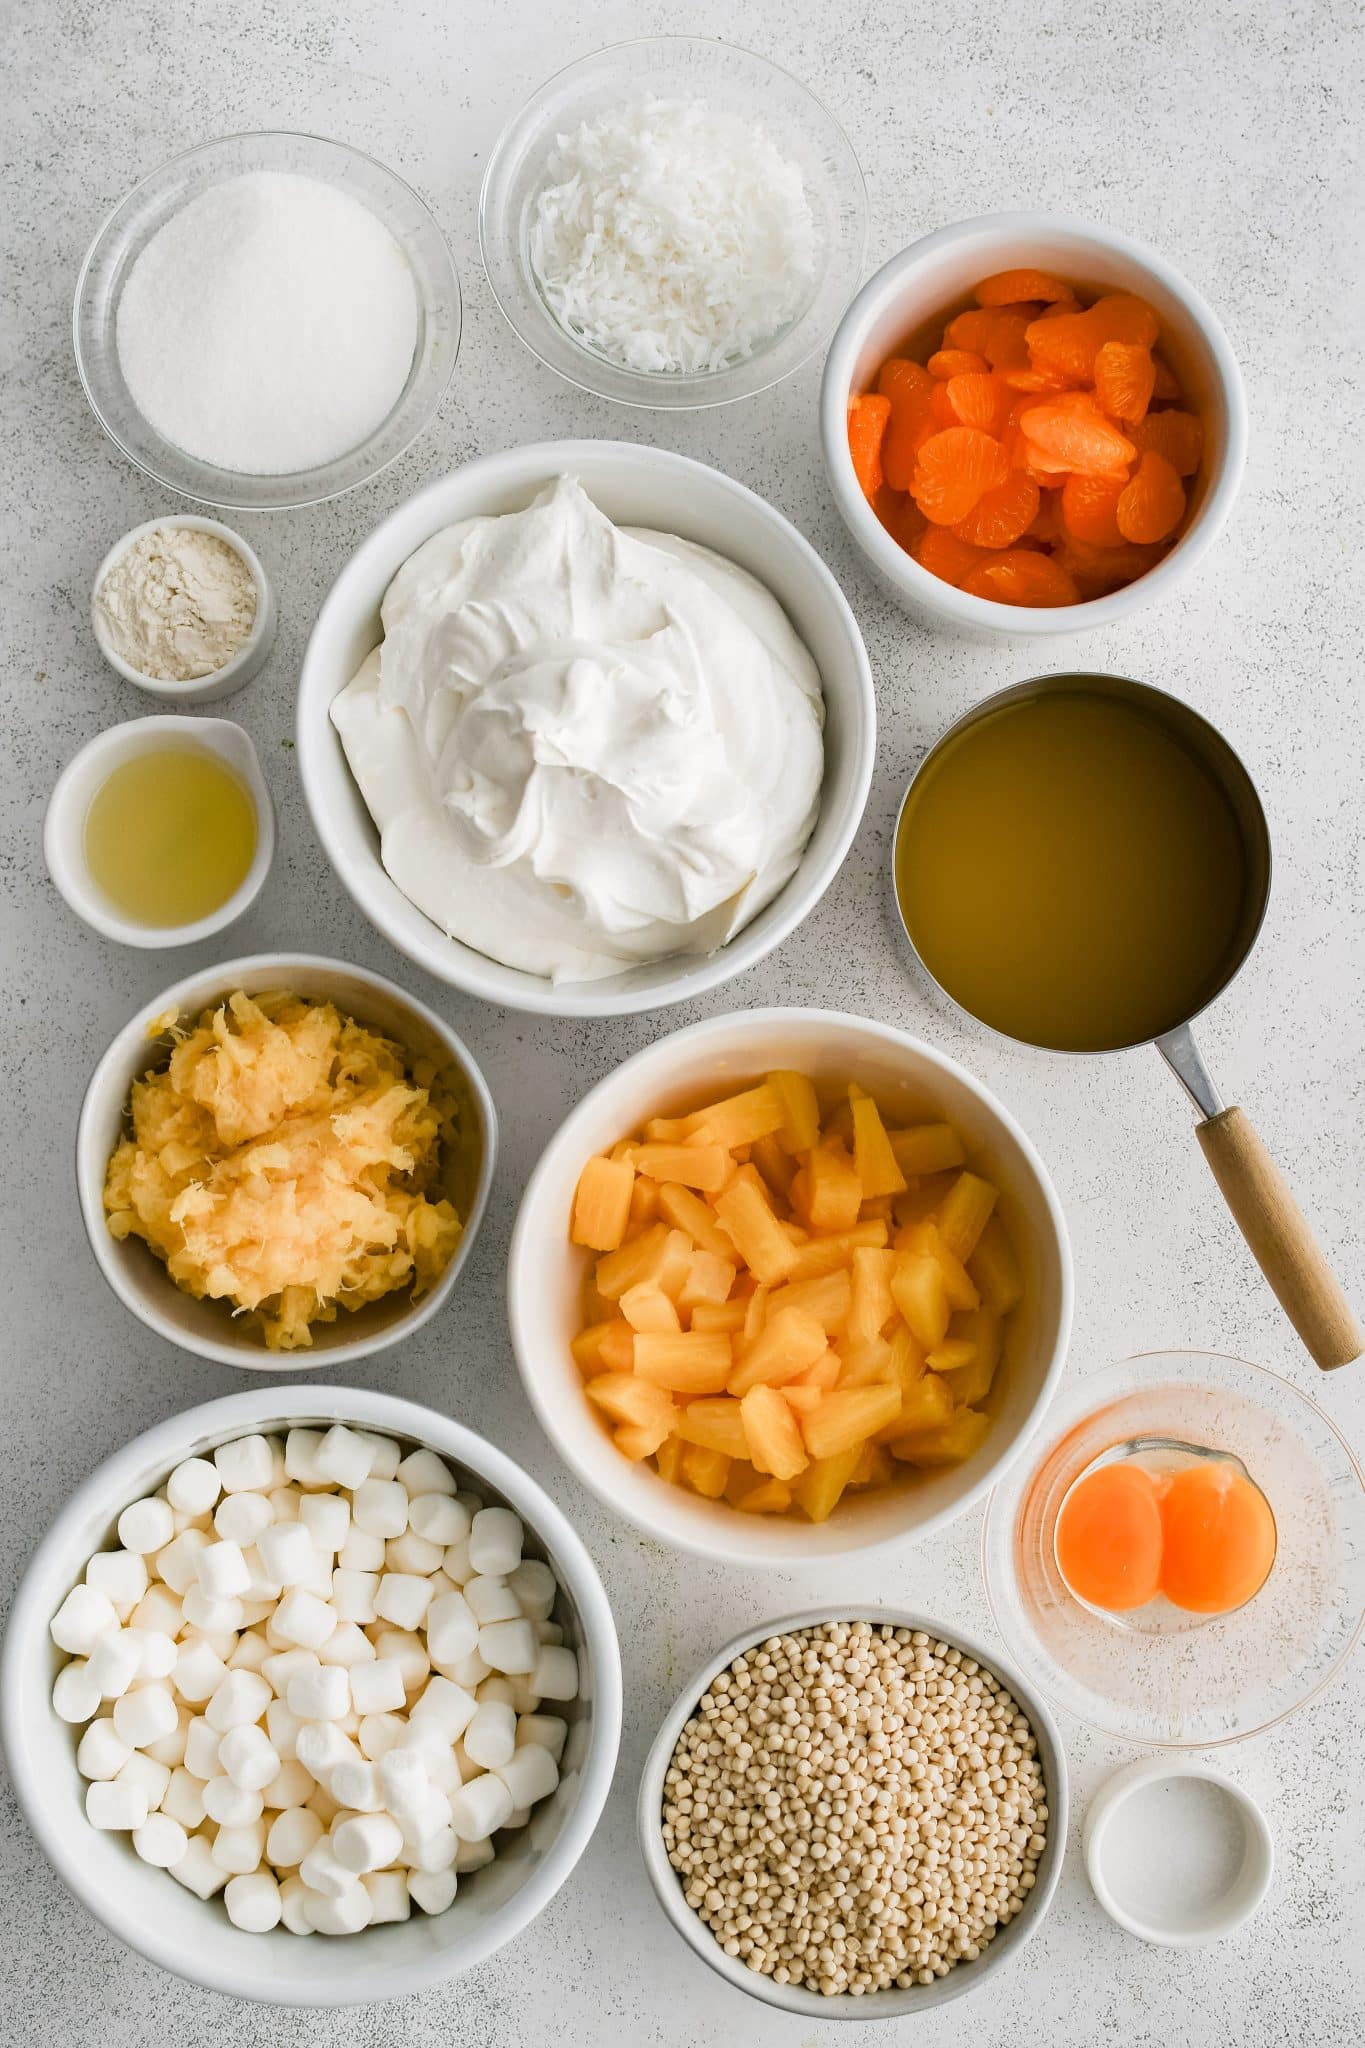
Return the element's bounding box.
[480,38,867,408]
[74,132,460,511]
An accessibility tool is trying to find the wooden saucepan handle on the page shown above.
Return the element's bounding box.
[1195,1106,1364,1370]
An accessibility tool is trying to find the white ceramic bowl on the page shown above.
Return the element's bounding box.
[821,211,1248,635]
[1083,1756,1273,1945]
[44,716,275,947]
[637,1606,1068,2017]
[76,954,496,1369]
[296,441,875,1017]
[507,1008,1072,1562]
[91,517,277,701]
[0,1385,622,2005]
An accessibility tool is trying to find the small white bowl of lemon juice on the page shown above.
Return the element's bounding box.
[44,716,274,948]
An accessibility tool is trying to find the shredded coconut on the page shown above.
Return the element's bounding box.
[528,98,816,376]
[94,526,257,681]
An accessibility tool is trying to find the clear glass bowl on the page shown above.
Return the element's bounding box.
[73,131,461,511]
[982,1352,1365,1746]
[479,37,867,410]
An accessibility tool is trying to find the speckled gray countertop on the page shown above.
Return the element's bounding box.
[2,1,1362,2041]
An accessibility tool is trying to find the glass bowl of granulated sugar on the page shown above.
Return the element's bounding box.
[75,132,461,511]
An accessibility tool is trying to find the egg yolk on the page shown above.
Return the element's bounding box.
[1054,1462,1165,1611]
[1158,1461,1276,1614]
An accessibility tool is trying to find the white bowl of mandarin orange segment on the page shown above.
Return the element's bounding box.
[507,1010,1072,1563]
[820,212,1247,632]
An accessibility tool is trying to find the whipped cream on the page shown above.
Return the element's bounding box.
[331,476,824,982]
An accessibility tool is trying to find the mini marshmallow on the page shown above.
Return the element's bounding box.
[410,1675,478,1740]
[423,1746,463,1797]
[299,1493,350,1560]
[171,1833,228,1899]
[86,1780,148,1830]
[77,1718,133,1781]
[385,1530,445,1576]
[205,1668,272,1733]
[535,1620,563,1647]
[285,1428,326,1486]
[219,1723,281,1792]
[317,1619,375,1668]
[117,1749,172,1809]
[262,1646,318,1695]
[464,1700,517,1771]
[195,1539,250,1601]
[478,1675,518,1707]
[203,1775,265,1827]
[279,1874,312,1934]
[510,1676,543,1715]
[453,1837,495,1875]
[373,1572,433,1632]
[355,1432,402,1481]
[184,1716,221,1779]
[225,1871,283,1933]
[303,1882,372,1935]
[50,1584,118,1657]
[333,1810,404,1874]
[133,1812,188,1868]
[180,1587,244,1636]
[329,1756,383,1813]
[407,1867,457,1915]
[298,1839,355,1900]
[87,1628,143,1700]
[396,1448,456,1497]
[403,1822,457,1873]
[214,1492,273,1547]
[465,1576,521,1625]
[331,1569,379,1624]
[306,1780,342,1827]
[113,1681,179,1748]
[349,1658,406,1717]
[532,1644,579,1701]
[426,1591,479,1667]
[315,1424,378,1491]
[496,1743,559,1810]
[162,1768,208,1830]
[268,1485,301,1522]
[446,1647,492,1690]
[468,1507,524,1579]
[507,1559,557,1622]
[288,1664,350,1722]
[130,1586,183,1637]
[337,1528,386,1573]
[214,1434,274,1495]
[479,1619,538,1676]
[408,1493,470,1547]
[358,1712,407,1762]
[85,1549,148,1619]
[295,1721,358,1783]
[517,1713,568,1762]
[212,1818,266,1874]
[128,1627,178,1680]
[143,1704,193,1768]
[376,1747,429,1821]
[266,1804,324,1868]
[352,1479,408,1539]
[443,1537,473,1585]
[450,1772,513,1842]
[262,1758,312,1810]
[117,1496,175,1555]
[154,1528,210,1595]
[272,1589,337,1651]
[228,1629,270,1675]
[373,1629,429,1692]
[167,1458,221,1516]
[364,1868,411,1923]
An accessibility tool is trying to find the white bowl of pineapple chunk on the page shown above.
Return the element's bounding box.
[508,1010,1072,1562]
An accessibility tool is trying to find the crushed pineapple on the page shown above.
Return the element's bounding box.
[568,1070,1026,1522]
[103,990,463,1349]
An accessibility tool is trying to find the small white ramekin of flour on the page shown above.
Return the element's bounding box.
[91,518,277,703]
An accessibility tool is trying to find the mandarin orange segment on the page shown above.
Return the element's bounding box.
[1024,308,1102,383]
[910,427,1010,526]
[975,266,1071,307]
[874,486,928,555]
[877,359,938,492]
[1093,341,1156,423]
[1020,398,1136,476]
[943,371,1011,435]
[1061,470,1127,547]
[1087,292,1160,349]
[1055,1462,1164,1612]
[927,347,988,379]
[952,471,1040,549]
[1056,536,1165,599]
[1117,450,1185,542]
[1150,353,1182,401]
[959,550,1080,607]
[1128,408,1204,476]
[1000,363,1073,392]
[846,393,891,502]
[913,525,990,587]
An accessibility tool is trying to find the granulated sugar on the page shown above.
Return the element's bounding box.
[116,170,418,475]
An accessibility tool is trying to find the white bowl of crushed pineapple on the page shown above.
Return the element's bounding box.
[507,1008,1073,1563]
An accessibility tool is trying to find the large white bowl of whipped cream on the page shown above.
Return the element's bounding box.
[298,443,874,1015]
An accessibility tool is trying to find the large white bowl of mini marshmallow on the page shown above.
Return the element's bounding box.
[0,1387,621,2005]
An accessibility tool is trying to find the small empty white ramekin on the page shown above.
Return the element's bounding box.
[91,516,276,702]
[1083,1756,1274,1944]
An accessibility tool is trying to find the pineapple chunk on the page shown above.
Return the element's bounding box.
[643,1115,691,1143]
[585,1373,675,1442]
[713,1180,797,1285]
[678,1251,737,1313]
[682,1082,784,1150]
[804,1141,863,1234]
[850,1095,908,1199]
[889,1123,967,1177]
[598,1322,636,1373]
[619,1284,681,1335]
[791,1444,864,1523]
[888,1371,955,1439]
[835,1334,894,1389]
[691,1299,747,1334]
[945,1308,1003,1408]
[570,1155,635,1251]
[767,1069,820,1154]
[890,1253,951,1349]
[891,1409,991,1468]
[629,1143,729,1193]
[902,1220,981,1312]
[781,1383,824,1415]
[633,1332,732,1394]
[674,1397,749,1460]
[751,1134,796,1203]
[629,1177,661,1227]
[740,1385,809,1481]
[848,1247,896,1345]
[570,1320,618,1372]
[801,1384,902,1461]
[936,1172,998,1261]
[792,1351,841,1391]
[764,1268,852,1335]
[742,1283,770,1342]
[616,1422,671,1460]
[656,1183,734,1261]
[925,1337,976,1372]
[969,1216,1023,1314]
[596,1223,666,1301]
[785,1222,887,1283]
[735,1478,793,1515]
[850,1439,894,1488]
[727,1308,829,1396]
[655,1434,685,1485]
[681,1445,731,1497]
[876,1325,929,1439]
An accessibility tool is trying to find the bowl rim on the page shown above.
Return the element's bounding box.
[820,208,1249,634]
[43,715,276,948]
[636,1604,1069,2017]
[507,1005,1074,1562]
[477,33,869,411]
[1081,1754,1274,1946]
[0,1383,623,2006]
[89,515,277,697]
[72,128,461,513]
[74,952,498,1368]
[296,440,877,1017]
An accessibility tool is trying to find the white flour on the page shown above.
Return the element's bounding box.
[95,527,257,681]
[116,171,418,474]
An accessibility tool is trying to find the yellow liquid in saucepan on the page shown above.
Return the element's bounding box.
[894,685,1256,1053]
[83,748,257,928]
